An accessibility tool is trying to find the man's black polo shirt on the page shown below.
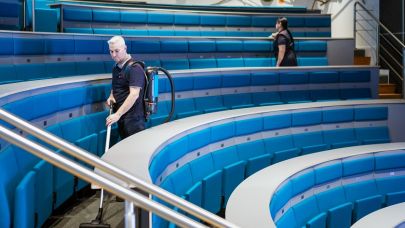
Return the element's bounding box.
[112,60,145,118]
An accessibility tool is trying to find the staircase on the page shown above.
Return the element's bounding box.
[354,49,371,65]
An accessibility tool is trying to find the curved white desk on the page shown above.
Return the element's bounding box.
[98,99,405,185]
[225,143,405,228]
[352,202,405,228]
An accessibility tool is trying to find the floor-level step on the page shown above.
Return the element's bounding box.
[379,84,397,94]
[354,56,371,65]
[379,93,403,99]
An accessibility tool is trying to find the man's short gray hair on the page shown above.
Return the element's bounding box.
[107,36,126,47]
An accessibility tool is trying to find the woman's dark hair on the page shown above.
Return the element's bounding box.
[277,17,295,47]
[277,17,289,29]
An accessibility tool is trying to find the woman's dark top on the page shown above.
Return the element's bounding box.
[273,30,298,66]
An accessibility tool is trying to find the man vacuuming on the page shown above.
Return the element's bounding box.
[106,35,146,139]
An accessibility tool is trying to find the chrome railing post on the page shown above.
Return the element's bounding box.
[403,47,405,98]
[0,125,207,228]
[125,201,136,228]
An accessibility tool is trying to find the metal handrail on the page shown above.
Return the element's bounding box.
[355,1,405,49]
[380,45,404,69]
[0,109,237,228]
[380,57,404,82]
[0,125,206,228]
[380,33,404,57]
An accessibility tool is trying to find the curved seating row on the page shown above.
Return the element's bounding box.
[67,28,331,38]
[351,202,405,228]
[62,5,331,37]
[225,128,405,228]
[0,35,327,55]
[98,100,405,228]
[270,149,405,228]
[0,56,330,85]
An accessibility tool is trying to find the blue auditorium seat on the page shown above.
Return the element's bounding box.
[167,164,193,199]
[252,92,282,106]
[200,15,226,26]
[223,93,253,109]
[226,15,251,27]
[251,16,277,27]
[189,58,217,69]
[355,126,390,144]
[323,108,354,123]
[374,151,405,171]
[63,7,92,21]
[160,40,189,53]
[202,170,222,213]
[310,89,340,101]
[327,202,353,228]
[0,64,19,84]
[288,17,305,27]
[216,40,243,52]
[0,147,22,227]
[131,40,160,53]
[121,29,148,36]
[292,197,320,228]
[188,40,216,52]
[340,88,371,99]
[344,180,382,221]
[243,58,273,67]
[167,137,188,165]
[45,62,76,78]
[193,75,221,90]
[376,176,405,206]
[195,96,226,113]
[280,90,311,103]
[64,28,93,34]
[293,132,329,155]
[200,31,227,37]
[222,73,250,88]
[120,11,147,23]
[174,30,202,36]
[306,213,327,228]
[13,38,44,55]
[340,70,370,83]
[226,31,252,37]
[45,39,75,54]
[271,181,293,217]
[263,114,291,131]
[161,59,189,70]
[275,209,297,228]
[174,14,200,25]
[309,71,339,84]
[292,110,322,127]
[280,72,309,84]
[74,39,104,54]
[0,38,14,55]
[210,122,235,143]
[235,117,263,136]
[236,140,272,177]
[305,17,331,27]
[187,128,210,152]
[216,58,244,68]
[92,10,120,22]
[342,156,374,177]
[354,107,388,121]
[174,99,201,119]
[242,40,272,52]
[15,63,47,81]
[170,77,194,92]
[150,30,176,36]
[93,28,121,35]
[33,160,53,227]
[211,146,246,205]
[147,12,174,24]
[251,72,279,86]
[298,57,328,66]
[324,129,359,149]
[76,61,105,75]
[315,186,347,212]
[314,161,342,185]
[265,135,299,163]
[297,41,327,52]
[14,171,35,228]
[290,169,315,196]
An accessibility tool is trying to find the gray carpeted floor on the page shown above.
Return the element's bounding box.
[48,192,125,228]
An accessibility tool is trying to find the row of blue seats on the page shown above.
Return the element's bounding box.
[66,27,331,38]
[0,110,120,228]
[272,152,405,228]
[151,88,372,127]
[0,2,22,30]
[63,7,331,28]
[150,106,390,227]
[158,70,371,93]
[0,37,327,55]
[0,57,330,85]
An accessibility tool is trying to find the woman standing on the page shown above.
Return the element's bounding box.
[272,17,298,67]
